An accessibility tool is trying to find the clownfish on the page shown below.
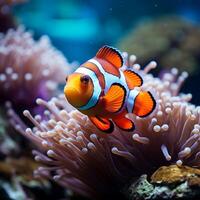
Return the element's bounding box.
[64,46,156,133]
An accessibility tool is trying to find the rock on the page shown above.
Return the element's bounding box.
[151,165,200,184]
[124,165,200,200]
[125,175,154,200]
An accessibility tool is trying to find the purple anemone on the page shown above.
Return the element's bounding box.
[9,54,200,199]
[0,26,73,112]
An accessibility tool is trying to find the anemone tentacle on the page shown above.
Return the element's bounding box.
[9,54,200,199]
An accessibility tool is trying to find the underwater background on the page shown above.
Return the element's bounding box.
[13,0,200,104]
[1,0,200,199]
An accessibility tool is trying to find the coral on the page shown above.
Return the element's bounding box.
[126,165,200,200]
[0,26,72,112]
[0,157,69,200]
[0,108,6,135]
[151,165,200,184]
[10,54,200,199]
[124,175,154,200]
[118,16,200,75]
[0,107,19,156]
[0,109,69,199]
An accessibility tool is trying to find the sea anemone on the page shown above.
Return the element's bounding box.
[11,54,200,199]
[0,26,73,112]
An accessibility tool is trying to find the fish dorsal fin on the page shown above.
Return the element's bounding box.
[102,83,126,113]
[124,70,143,89]
[96,45,123,68]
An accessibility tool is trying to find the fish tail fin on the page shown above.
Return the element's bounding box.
[133,91,156,117]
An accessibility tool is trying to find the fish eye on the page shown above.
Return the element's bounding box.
[65,76,68,82]
[80,75,90,84]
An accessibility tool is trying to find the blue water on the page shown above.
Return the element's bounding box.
[13,0,200,104]
[14,0,200,62]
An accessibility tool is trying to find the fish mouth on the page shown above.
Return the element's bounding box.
[64,85,82,107]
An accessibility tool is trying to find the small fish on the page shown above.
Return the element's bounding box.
[64,46,156,133]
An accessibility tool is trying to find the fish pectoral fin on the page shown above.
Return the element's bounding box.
[113,116,135,131]
[96,45,123,68]
[103,83,126,113]
[124,70,143,89]
[89,116,114,133]
[133,91,156,117]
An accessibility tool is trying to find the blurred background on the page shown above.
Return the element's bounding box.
[13,0,200,62]
[12,0,200,104]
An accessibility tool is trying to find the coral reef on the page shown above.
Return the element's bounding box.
[0,156,68,200]
[0,108,69,199]
[118,16,200,75]
[0,25,74,199]
[10,53,200,199]
[151,164,200,184]
[126,165,200,200]
[0,108,19,157]
[0,109,6,136]
[0,26,72,112]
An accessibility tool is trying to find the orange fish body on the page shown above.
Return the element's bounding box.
[64,46,156,133]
